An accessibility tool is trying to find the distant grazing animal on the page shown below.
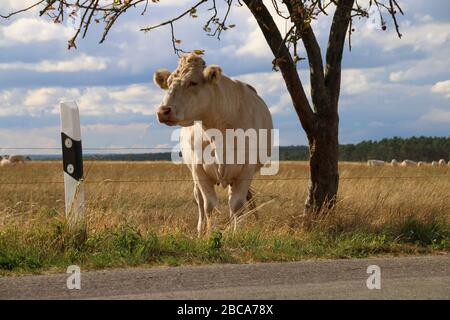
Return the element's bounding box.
[400,160,417,167]
[154,53,273,236]
[391,159,399,167]
[8,155,26,164]
[431,161,438,167]
[0,158,12,167]
[367,160,385,167]
[438,159,447,167]
[417,161,425,167]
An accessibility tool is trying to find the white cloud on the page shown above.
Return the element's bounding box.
[354,20,450,53]
[1,0,450,147]
[236,72,284,96]
[23,88,59,107]
[0,18,73,46]
[236,71,295,114]
[233,13,273,59]
[352,16,450,83]
[0,84,162,117]
[341,69,381,95]
[418,108,450,125]
[0,126,59,154]
[0,123,156,154]
[0,54,108,72]
[235,27,271,58]
[0,0,39,13]
[431,80,450,98]
[224,0,294,59]
[389,71,404,82]
[82,122,150,135]
[235,70,315,115]
[388,51,450,82]
[385,25,450,83]
[77,84,161,116]
[270,93,293,115]
[0,88,23,116]
[414,14,433,23]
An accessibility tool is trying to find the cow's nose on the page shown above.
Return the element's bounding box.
[157,105,173,123]
[161,106,171,116]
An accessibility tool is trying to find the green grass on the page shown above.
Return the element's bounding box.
[1,217,448,275]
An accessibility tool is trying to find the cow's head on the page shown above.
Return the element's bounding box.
[153,53,222,126]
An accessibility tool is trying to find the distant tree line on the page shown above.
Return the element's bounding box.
[338,136,450,162]
[29,136,450,162]
[282,136,450,162]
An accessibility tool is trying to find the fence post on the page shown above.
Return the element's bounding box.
[60,101,85,238]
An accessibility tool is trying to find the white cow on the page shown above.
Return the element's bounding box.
[391,159,399,167]
[367,160,385,167]
[431,161,438,167]
[8,155,26,164]
[400,160,417,167]
[154,53,273,235]
[417,161,425,167]
[0,157,12,167]
[438,159,447,167]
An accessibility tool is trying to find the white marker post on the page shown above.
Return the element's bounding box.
[60,102,85,235]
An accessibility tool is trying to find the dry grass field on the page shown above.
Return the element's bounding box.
[0,161,449,274]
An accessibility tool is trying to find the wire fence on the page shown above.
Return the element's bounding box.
[1,146,449,186]
[0,175,449,186]
[1,147,176,150]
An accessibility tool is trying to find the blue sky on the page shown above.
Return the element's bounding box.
[0,0,449,154]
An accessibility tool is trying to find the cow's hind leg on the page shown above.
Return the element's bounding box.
[229,167,255,231]
[193,184,206,237]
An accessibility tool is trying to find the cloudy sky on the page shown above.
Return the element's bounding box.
[0,0,449,154]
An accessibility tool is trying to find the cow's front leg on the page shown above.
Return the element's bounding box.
[228,166,255,231]
[195,169,218,236]
[199,182,218,236]
[193,184,206,236]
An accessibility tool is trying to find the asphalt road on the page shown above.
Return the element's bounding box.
[0,255,448,299]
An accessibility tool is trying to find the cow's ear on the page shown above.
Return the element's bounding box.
[203,65,222,84]
[153,69,171,89]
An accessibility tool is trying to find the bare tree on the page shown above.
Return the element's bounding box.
[1,0,403,214]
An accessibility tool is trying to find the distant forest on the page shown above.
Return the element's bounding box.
[283,136,450,162]
[31,136,450,162]
[338,136,450,162]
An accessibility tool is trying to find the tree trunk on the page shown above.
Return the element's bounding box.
[243,0,351,215]
[305,115,339,214]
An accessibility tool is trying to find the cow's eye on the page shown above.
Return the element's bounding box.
[189,81,198,87]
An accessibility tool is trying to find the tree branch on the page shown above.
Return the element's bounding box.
[140,0,208,32]
[0,0,45,19]
[139,0,208,54]
[324,0,354,109]
[243,0,316,136]
[285,0,328,115]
